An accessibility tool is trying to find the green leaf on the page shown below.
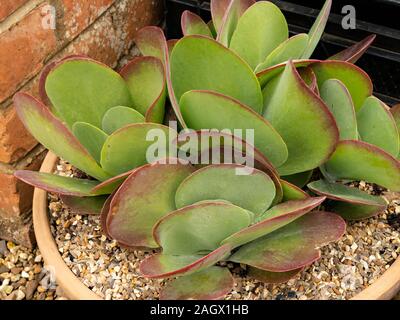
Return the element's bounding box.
[101,106,145,135]
[311,61,373,111]
[160,267,234,300]
[392,104,400,157]
[282,170,313,188]
[302,0,332,59]
[308,180,387,220]
[329,35,376,63]
[257,59,317,88]
[13,93,110,181]
[207,20,217,38]
[170,35,263,114]
[140,244,232,278]
[255,34,309,72]
[120,56,166,123]
[221,197,325,249]
[211,0,233,34]
[45,58,132,129]
[106,160,194,248]
[320,79,358,140]
[60,195,108,215]
[281,180,309,201]
[72,122,108,164]
[154,200,251,255]
[216,0,255,46]
[229,1,288,69]
[357,96,399,157]
[229,211,346,272]
[100,123,174,176]
[180,90,288,167]
[175,164,276,215]
[263,61,339,175]
[181,10,213,37]
[298,67,319,94]
[248,267,302,284]
[134,27,186,126]
[14,171,103,196]
[324,140,400,191]
[174,130,283,205]
[90,169,135,195]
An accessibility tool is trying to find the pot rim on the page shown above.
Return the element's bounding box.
[33,151,400,300]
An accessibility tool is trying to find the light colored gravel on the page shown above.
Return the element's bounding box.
[45,160,400,300]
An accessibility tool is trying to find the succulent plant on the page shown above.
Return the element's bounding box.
[13,0,400,300]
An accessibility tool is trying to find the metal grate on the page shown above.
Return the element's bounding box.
[165,0,400,105]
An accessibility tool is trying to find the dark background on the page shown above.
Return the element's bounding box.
[164,0,400,105]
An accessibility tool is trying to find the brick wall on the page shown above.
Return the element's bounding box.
[0,0,165,248]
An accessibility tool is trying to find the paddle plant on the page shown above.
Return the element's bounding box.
[12,0,400,300]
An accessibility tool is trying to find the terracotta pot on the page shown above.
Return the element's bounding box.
[33,151,400,300]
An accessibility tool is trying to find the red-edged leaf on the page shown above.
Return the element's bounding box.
[181,10,213,37]
[13,93,110,181]
[140,244,232,278]
[281,179,310,201]
[100,192,115,239]
[14,171,103,197]
[60,195,108,215]
[160,267,234,300]
[221,197,326,249]
[106,160,194,248]
[329,35,376,63]
[229,211,346,272]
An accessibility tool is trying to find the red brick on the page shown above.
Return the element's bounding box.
[0,0,29,22]
[0,148,46,218]
[0,2,57,103]
[0,107,38,163]
[0,216,35,248]
[57,0,116,41]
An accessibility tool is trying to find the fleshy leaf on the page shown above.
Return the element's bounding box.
[170,35,263,114]
[357,96,399,157]
[302,0,332,59]
[320,79,358,140]
[221,197,325,249]
[174,130,283,205]
[324,140,400,192]
[140,244,232,278]
[106,160,194,248]
[100,123,173,176]
[14,171,104,196]
[181,10,213,37]
[257,59,318,88]
[100,192,115,238]
[45,58,132,129]
[392,104,400,156]
[298,67,319,95]
[72,122,108,164]
[13,93,110,181]
[207,20,217,38]
[329,35,376,63]
[101,106,145,135]
[248,267,302,284]
[229,211,346,272]
[134,27,186,127]
[154,200,251,255]
[160,267,234,300]
[281,180,310,201]
[211,0,232,34]
[229,1,288,69]
[175,164,276,215]
[180,90,288,167]
[263,61,339,175]
[90,169,135,195]
[308,180,387,220]
[216,0,255,46]
[60,195,108,215]
[255,34,309,72]
[282,170,313,188]
[120,56,166,123]
[311,60,373,111]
